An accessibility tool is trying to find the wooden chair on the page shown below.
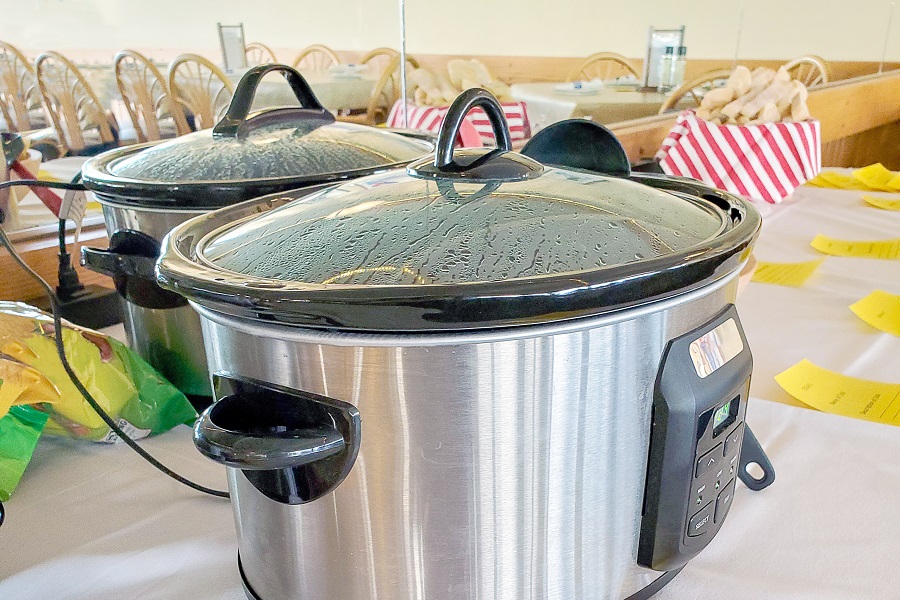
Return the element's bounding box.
[784,55,830,88]
[360,47,399,73]
[0,41,45,132]
[114,49,190,143]
[658,68,733,114]
[567,52,639,82]
[245,42,278,66]
[167,53,234,131]
[337,54,419,126]
[291,44,340,72]
[34,51,117,156]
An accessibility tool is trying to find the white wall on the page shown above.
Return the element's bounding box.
[0,0,896,62]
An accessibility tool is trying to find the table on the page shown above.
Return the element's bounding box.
[2,184,900,599]
[510,83,679,131]
[228,70,377,114]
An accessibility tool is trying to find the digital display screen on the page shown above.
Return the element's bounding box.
[713,401,732,430]
[712,397,739,437]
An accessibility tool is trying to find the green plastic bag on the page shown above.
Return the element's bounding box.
[0,301,196,441]
[0,405,48,501]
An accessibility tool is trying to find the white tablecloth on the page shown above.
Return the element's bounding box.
[2,184,900,599]
[510,83,675,131]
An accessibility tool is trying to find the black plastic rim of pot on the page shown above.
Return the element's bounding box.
[156,172,761,333]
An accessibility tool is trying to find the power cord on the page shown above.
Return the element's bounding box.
[55,173,86,300]
[0,178,228,499]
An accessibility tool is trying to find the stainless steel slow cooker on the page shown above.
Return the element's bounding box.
[79,64,433,401]
[157,89,774,600]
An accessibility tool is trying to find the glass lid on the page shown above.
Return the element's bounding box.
[158,89,760,332]
[199,169,723,286]
[104,117,429,184]
[81,65,432,208]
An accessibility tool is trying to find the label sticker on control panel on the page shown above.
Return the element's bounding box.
[689,318,743,378]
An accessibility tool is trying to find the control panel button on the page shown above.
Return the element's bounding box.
[714,478,736,523]
[723,423,743,457]
[727,454,738,478]
[695,444,723,478]
[687,502,713,537]
[694,482,708,506]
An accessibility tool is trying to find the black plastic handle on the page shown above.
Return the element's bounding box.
[81,245,158,279]
[195,415,345,471]
[194,392,346,471]
[738,425,776,491]
[434,88,512,170]
[521,119,632,177]
[213,64,327,139]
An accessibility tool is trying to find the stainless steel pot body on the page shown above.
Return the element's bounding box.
[195,268,741,600]
[97,198,211,396]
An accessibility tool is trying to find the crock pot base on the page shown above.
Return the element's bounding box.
[236,553,684,600]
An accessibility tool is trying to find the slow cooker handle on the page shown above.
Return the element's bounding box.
[520,119,632,177]
[434,88,512,169]
[213,64,328,139]
[81,245,158,279]
[194,411,346,471]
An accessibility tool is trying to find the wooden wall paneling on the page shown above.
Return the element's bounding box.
[1,225,113,302]
[821,121,900,170]
[806,72,900,141]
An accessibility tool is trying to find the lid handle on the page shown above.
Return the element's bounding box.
[213,64,327,139]
[434,88,512,170]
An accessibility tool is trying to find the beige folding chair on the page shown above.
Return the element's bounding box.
[34,51,117,156]
[245,42,278,67]
[0,41,45,132]
[567,52,639,82]
[658,68,733,114]
[784,56,830,88]
[115,49,190,143]
[291,44,340,72]
[167,54,234,131]
[338,54,419,126]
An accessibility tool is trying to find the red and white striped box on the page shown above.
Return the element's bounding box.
[386,100,531,147]
[655,110,821,204]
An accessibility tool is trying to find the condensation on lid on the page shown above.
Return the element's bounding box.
[198,167,725,287]
[105,120,433,184]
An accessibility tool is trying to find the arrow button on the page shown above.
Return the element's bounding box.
[695,444,723,478]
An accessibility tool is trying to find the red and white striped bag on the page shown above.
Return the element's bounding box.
[656,110,821,204]
[386,100,531,146]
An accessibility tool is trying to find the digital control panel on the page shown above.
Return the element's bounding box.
[685,401,742,544]
[638,305,753,572]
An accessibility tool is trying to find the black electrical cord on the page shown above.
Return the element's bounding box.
[56,189,84,298]
[0,178,228,499]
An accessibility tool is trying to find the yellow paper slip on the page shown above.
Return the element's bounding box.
[854,164,900,192]
[806,171,872,191]
[775,360,900,427]
[805,164,900,192]
[849,290,900,336]
[810,234,900,259]
[863,195,900,211]
[750,259,823,287]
